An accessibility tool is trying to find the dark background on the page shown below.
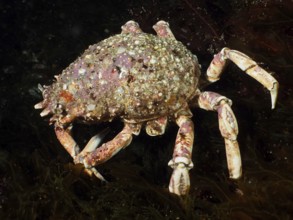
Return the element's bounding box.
[1,0,292,219]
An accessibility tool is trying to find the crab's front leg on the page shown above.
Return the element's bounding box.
[207,47,279,109]
[55,124,80,158]
[74,123,141,169]
[168,111,194,196]
[54,124,107,180]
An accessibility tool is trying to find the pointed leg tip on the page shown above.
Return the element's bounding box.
[85,167,107,182]
[229,170,242,179]
[169,185,190,196]
[169,163,191,196]
[270,82,279,109]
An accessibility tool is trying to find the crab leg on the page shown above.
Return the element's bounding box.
[54,124,108,181]
[168,112,194,195]
[55,124,80,158]
[145,116,168,136]
[121,20,142,34]
[74,123,141,168]
[207,47,279,109]
[198,91,241,179]
[153,20,175,38]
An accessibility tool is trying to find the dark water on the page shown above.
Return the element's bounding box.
[1,0,292,219]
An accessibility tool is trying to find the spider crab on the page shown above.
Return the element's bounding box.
[35,21,279,195]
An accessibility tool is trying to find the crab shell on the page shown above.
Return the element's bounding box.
[38,31,201,124]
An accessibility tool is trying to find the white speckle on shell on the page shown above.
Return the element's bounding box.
[100,80,107,85]
[116,87,124,95]
[78,68,86,75]
[150,57,157,64]
[117,47,126,54]
[87,104,96,111]
[119,68,128,79]
[85,54,92,60]
[128,50,135,56]
[147,102,153,109]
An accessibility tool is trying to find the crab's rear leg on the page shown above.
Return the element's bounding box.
[207,47,279,109]
[153,20,175,38]
[168,110,194,195]
[74,123,141,170]
[121,20,142,34]
[198,91,242,179]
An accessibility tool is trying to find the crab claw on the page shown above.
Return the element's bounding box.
[73,129,110,182]
[168,161,193,195]
[72,128,110,182]
[84,167,107,182]
[207,48,279,109]
[74,154,107,182]
[80,128,110,154]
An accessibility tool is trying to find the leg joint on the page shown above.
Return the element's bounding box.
[168,157,194,170]
[199,91,232,111]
